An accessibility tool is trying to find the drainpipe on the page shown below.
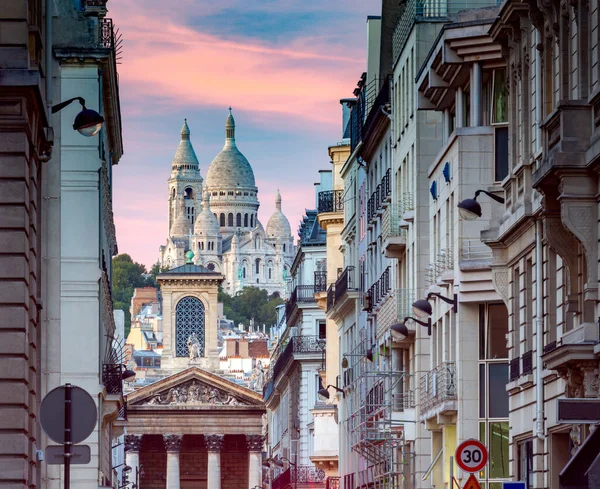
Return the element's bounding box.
[45,0,53,106]
[535,218,545,440]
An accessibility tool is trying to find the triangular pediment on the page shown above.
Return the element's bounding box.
[127,367,264,408]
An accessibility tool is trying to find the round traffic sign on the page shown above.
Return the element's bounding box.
[39,385,97,444]
[455,439,488,473]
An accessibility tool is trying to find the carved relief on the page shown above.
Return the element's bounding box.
[205,434,225,452]
[125,434,143,452]
[543,215,580,300]
[491,268,510,307]
[582,367,599,398]
[141,379,244,406]
[163,434,183,452]
[246,434,265,452]
[563,203,598,287]
[559,367,584,398]
[570,425,582,455]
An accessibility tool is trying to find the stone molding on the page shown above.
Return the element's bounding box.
[163,434,183,452]
[205,434,225,452]
[125,434,143,451]
[142,378,244,406]
[245,435,265,452]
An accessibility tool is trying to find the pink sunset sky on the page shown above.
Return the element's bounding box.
[109,0,378,268]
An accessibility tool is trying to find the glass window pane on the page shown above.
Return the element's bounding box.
[487,304,509,359]
[479,305,486,360]
[488,363,509,418]
[489,423,509,478]
[479,364,486,418]
[492,69,508,123]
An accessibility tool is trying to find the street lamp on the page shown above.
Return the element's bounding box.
[51,96,105,136]
[457,190,505,220]
[412,293,458,319]
[121,365,136,382]
[318,384,345,399]
[391,316,432,341]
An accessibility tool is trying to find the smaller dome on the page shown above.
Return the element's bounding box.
[171,196,192,237]
[266,190,291,238]
[194,188,220,235]
[172,119,200,170]
[185,250,195,263]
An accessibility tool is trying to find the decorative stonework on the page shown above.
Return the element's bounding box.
[562,201,598,288]
[245,435,265,452]
[141,379,244,406]
[543,214,580,300]
[163,434,183,452]
[570,425,582,455]
[491,268,509,306]
[125,434,143,452]
[582,367,599,398]
[205,434,224,452]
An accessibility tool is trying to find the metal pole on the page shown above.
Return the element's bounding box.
[294,454,297,489]
[64,383,72,489]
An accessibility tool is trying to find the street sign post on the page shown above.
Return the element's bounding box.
[46,445,91,465]
[455,439,488,473]
[39,384,98,489]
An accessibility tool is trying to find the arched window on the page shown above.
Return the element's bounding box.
[220,214,225,227]
[243,267,246,278]
[250,214,254,228]
[184,188,193,199]
[236,213,242,226]
[199,242,204,250]
[269,268,272,279]
[175,296,205,357]
[244,214,248,227]
[255,258,261,274]
[283,244,286,252]
[228,213,234,226]
[171,188,176,198]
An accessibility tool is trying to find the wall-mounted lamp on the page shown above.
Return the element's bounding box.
[457,190,504,220]
[412,293,458,318]
[318,384,345,399]
[391,316,432,340]
[51,96,104,137]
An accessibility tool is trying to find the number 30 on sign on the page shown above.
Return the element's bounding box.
[455,439,488,473]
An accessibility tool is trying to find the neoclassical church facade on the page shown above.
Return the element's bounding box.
[159,110,295,297]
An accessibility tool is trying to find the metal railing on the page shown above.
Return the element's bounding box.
[270,335,326,382]
[461,239,492,263]
[318,190,344,214]
[368,266,391,307]
[314,271,327,293]
[382,205,408,242]
[392,0,502,61]
[392,389,416,411]
[335,266,357,302]
[272,466,327,489]
[286,285,317,319]
[327,284,336,311]
[396,288,416,320]
[326,477,341,489]
[102,364,123,395]
[420,362,457,413]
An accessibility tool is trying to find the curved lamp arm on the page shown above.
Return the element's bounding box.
[474,189,505,204]
[51,96,86,114]
[427,293,458,313]
[404,316,432,336]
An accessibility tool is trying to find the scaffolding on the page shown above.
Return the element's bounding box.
[344,335,416,489]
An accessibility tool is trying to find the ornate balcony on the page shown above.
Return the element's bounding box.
[326,477,341,489]
[335,266,357,303]
[286,285,317,322]
[326,284,336,312]
[269,336,326,384]
[102,363,123,395]
[318,190,344,214]
[420,362,457,419]
[314,271,327,293]
[272,466,327,489]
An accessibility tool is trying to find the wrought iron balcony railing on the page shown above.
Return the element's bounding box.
[368,266,391,308]
[318,189,344,214]
[326,477,341,489]
[392,389,416,411]
[286,285,317,319]
[381,205,408,242]
[460,239,492,266]
[102,363,123,395]
[327,284,336,311]
[420,362,456,414]
[270,336,326,382]
[335,266,357,302]
[314,271,327,293]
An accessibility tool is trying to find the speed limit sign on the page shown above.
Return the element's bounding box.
[455,439,488,473]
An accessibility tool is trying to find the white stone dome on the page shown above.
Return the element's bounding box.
[205,109,256,189]
[266,190,291,237]
[172,120,199,170]
[194,188,220,235]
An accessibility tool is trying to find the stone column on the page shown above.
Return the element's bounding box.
[246,435,265,489]
[205,434,225,489]
[163,434,183,489]
[125,435,143,482]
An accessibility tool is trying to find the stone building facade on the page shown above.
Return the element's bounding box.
[159,112,296,298]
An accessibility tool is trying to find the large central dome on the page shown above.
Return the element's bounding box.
[205,109,256,189]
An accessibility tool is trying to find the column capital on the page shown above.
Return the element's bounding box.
[125,434,143,452]
[205,434,225,452]
[245,434,265,452]
[163,434,183,452]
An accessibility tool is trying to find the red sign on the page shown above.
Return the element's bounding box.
[455,439,488,473]
[463,474,482,489]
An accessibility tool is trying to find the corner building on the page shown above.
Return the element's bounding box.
[160,110,296,297]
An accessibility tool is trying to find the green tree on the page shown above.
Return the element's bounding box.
[112,254,153,336]
[218,286,284,329]
[146,261,169,287]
